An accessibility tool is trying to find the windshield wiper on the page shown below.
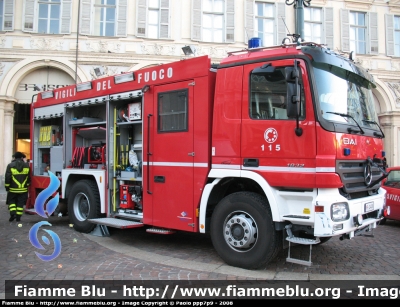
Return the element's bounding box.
[326,112,365,134]
[362,119,385,138]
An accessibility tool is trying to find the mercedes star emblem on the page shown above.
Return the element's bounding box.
[364,163,372,186]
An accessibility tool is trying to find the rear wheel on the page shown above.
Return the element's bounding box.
[68,179,101,233]
[210,192,281,269]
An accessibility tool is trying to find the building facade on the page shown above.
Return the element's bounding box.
[0,0,400,187]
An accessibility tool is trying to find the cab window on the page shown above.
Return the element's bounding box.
[249,66,305,120]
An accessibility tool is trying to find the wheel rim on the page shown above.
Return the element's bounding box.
[223,211,258,252]
[73,192,90,221]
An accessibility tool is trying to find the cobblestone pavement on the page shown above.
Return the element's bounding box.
[1,189,400,299]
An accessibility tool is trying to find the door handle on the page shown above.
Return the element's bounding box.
[154,176,165,183]
[243,158,259,167]
[147,113,153,194]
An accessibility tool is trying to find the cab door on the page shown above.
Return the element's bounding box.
[148,81,195,231]
[241,59,317,188]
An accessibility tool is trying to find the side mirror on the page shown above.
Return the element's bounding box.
[285,61,303,137]
[285,67,299,82]
[286,82,298,118]
[285,67,300,119]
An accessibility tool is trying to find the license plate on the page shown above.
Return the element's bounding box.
[364,201,374,213]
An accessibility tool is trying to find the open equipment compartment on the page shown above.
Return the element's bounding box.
[110,93,144,217]
[64,99,107,169]
[32,104,64,176]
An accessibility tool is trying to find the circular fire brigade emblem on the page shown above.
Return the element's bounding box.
[264,128,278,143]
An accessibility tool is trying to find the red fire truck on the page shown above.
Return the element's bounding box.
[28,39,388,269]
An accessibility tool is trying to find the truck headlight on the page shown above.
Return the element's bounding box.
[331,203,349,222]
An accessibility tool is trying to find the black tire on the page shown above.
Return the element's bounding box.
[210,192,281,269]
[379,217,387,225]
[68,179,101,233]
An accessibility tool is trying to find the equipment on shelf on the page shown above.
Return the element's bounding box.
[119,184,142,210]
[88,142,106,164]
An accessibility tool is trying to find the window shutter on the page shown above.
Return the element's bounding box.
[340,9,350,52]
[80,0,92,35]
[225,0,234,42]
[23,0,35,32]
[136,0,147,37]
[385,14,394,57]
[276,2,286,45]
[60,0,72,34]
[324,7,334,49]
[3,0,14,31]
[160,0,170,39]
[116,0,127,37]
[191,0,202,41]
[244,0,253,43]
[368,12,378,54]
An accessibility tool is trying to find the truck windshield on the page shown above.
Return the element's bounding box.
[313,66,379,130]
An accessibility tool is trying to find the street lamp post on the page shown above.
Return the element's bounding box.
[75,0,81,84]
[285,0,312,42]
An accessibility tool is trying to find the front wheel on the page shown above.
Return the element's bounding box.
[210,192,281,269]
[68,179,101,233]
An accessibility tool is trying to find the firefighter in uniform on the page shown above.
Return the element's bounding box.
[5,152,30,222]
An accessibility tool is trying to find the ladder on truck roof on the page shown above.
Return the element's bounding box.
[226,41,326,56]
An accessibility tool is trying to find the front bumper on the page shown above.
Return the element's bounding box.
[314,188,386,238]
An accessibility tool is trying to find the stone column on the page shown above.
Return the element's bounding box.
[379,112,400,168]
[0,96,16,188]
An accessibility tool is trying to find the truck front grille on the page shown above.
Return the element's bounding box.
[336,160,382,200]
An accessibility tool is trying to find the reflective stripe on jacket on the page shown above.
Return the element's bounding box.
[5,159,30,193]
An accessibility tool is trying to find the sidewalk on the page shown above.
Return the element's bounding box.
[0,186,6,198]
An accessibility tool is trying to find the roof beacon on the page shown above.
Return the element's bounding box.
[248,37,261,49]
